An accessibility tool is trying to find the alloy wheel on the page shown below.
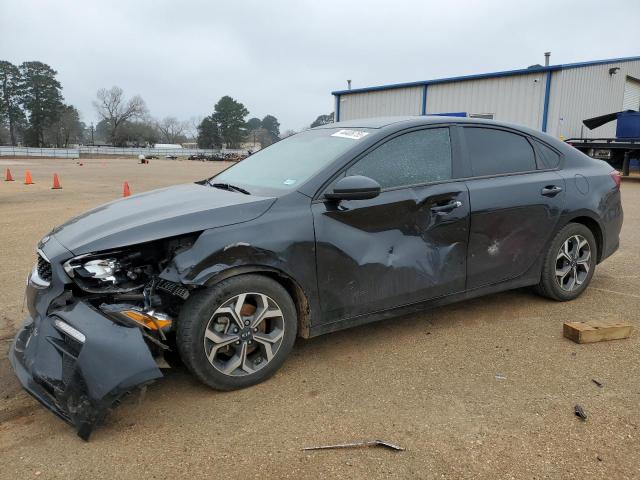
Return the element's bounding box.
[203,292,285,376]
[555,235,591,292]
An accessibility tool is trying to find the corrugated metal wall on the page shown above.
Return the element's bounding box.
[426,72,546,130]
[336,59,640,139]
[546,60,640,138]
[338,86,423,120]
[623,77,640,110]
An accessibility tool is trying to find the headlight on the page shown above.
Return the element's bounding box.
[63,250,147,293]
[65,258,118,283]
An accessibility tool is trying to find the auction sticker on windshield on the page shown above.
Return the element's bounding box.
[331,129,370,140]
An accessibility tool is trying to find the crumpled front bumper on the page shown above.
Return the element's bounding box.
[9,301,162,440]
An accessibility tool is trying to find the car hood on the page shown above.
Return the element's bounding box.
[51,182,276,254]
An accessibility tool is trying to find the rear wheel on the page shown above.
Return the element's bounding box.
[177,275,297,390]
[535,223,597,301]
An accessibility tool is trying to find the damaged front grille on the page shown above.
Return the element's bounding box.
[37,252,52,282]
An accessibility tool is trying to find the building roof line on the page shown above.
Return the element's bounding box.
[331,55,640,96]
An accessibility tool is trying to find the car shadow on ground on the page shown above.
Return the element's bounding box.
[101,287,544,428]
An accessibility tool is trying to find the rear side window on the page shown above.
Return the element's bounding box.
[347,128,452,189]
[534,141,561,169]
[465,127,536,176]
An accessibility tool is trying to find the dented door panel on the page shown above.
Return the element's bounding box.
[313,182,470,324]
[465,171,565,289]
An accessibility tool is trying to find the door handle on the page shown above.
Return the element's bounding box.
[541,185,563,197]
[431,200,463,214]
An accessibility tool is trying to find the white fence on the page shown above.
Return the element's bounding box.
[0,145,247,158]
[0,146,80,158]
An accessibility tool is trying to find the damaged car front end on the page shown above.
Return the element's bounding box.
[9,233,199,440]
[9,179,280,440]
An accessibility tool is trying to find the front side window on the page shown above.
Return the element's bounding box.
[346,128,452,189]
[465,127,536,176]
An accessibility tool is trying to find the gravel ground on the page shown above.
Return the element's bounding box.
[0,158,638,479]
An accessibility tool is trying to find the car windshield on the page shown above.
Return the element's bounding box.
[211,128,372,194]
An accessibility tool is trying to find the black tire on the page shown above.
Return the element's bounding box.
[535,223,597,301]
[176,274,297,390]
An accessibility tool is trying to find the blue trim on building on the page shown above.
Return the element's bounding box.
[541,72,552,132]
[335,94,340,122]
[430,112,467,117]
[331,55,640,96]
[421,85,428,115]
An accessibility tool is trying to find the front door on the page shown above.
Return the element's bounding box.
[312,127,469,325]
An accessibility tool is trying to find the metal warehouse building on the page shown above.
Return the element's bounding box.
[332,55,640,139]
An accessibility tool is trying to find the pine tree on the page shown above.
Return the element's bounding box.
[19,61,63,146]
[212,96,248,149]
[0,61,26,145]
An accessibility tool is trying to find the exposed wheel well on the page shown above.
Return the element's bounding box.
[203,268,312,338]
[567,216,603,262]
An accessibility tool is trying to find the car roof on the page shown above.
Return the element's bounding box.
[316,115,528,130]
[313,115,566,149]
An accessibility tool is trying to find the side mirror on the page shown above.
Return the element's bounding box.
[325,175,381,201]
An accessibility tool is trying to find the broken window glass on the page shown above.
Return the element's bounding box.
[347,128,452,189]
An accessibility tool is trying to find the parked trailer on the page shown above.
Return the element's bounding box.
[566,111,640,176]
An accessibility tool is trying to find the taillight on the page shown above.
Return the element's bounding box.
[609,170,621,190]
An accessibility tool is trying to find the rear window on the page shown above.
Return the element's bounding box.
[534,141,561,169]
[465,127,536,176]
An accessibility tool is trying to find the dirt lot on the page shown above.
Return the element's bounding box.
[0,157,639,479]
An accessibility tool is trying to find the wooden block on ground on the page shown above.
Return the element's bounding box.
[563,320,633,344]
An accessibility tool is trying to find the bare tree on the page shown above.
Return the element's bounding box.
[186,115,202,141]
[93,86,147,145]
[156,116,187,144]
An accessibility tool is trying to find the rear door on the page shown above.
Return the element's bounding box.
[461,126,565,289]
[312,126,470,324]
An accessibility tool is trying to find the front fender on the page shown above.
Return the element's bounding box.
[159,200,319,335]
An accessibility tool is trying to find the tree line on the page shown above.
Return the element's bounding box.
[1,59,336,149]
[0,60,83,147]
[197,96,281,149]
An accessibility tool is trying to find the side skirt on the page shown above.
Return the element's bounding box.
[308,272,540,338]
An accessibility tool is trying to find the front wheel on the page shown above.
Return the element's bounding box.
[535,223,597,301]
[176,275,297,390]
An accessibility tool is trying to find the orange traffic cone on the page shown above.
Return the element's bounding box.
[123,181,131,197]
[5,168,14,181]
[24,170,34,185]
[52,173,62,190]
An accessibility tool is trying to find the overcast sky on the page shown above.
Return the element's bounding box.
[1,0,639,132]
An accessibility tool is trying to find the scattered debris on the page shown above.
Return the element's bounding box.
[563,320,633,344]
[592,379,604,388]
[575,405,588,421]
[303,440,405,452]
[495,373,507,381]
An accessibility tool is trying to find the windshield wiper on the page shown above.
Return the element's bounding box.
[207,181,251,195]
